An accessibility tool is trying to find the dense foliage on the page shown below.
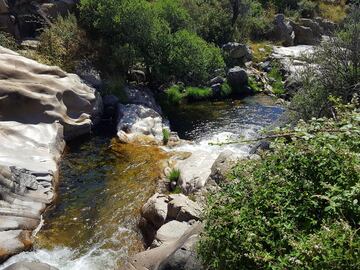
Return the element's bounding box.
[79,0,224,84]
[199,101,360,269]
[290,7,360,121]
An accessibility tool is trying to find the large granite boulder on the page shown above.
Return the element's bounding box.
[123,86,162,114]
[222,42,252,62]
[141,193,169,229]
[3,261,58,270]
[0,46,100,262]
[0,46,102,140]
[268,14,295,46]
[117,104,167,144]
[152,221,191,248]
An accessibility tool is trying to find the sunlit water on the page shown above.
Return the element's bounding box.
[0,95,283,270]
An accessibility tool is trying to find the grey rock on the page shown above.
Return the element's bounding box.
[223,42,252,60]
[4,261,58,270]
[209,150,240,184]
[290,20,321,45]
[141,193,169,229]
[314,17,336,35]
[268,14,295,46]
[227,66,248,87]
[152,221,191,248]
[167,194,202,222]
[124,86,162,114]
[299,18,323,36]
[75,60,102,90]
[127,70,146,84]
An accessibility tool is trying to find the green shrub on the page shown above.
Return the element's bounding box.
[168,168,181,183]
[248,76,262,92]
[37,14,88,71]
[185,86,213,101]
[220,82,232,97]
[169,30,225,84]
[268,66,285,95]
[162,128,170,145]
[0,31,18,50]
[199,102,360,270]
[298,0,318,18]
[164,85,185,105]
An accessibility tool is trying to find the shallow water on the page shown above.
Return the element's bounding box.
[0,95,284,270]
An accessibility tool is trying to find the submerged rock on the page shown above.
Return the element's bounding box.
[3,261,58,270]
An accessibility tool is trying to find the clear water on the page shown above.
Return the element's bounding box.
[0,95,284,270]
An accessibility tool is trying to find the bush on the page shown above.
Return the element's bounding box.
[199,102,360,270]
[185,86,213,101]
[220,82,232,97]
[164,85,185,105]
[0,31,18,50]
[298,0,318,18]
[169,30,224,84]
[168,168,181,183]
[37,14,88,71]
[290,7,360,121]
[162,128,170,145]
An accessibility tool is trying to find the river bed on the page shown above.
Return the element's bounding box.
[0,95,284,270]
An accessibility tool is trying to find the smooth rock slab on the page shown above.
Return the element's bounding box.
[0,46,102,140]
[0,231,32,263]
[152,221,191,248]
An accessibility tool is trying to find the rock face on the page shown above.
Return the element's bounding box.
[271,45,314,76]
[0,46,102,140]
[0,0,77,38]
[0,46,101,262]
[167,194,202,222]
[3,261,59,270]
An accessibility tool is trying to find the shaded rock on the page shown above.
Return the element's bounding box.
[117,104,167,144]
[127,70,146,84]
[102,95,119,119]
[141,193,169,229]
[3,261,58,270]
[123,86,162,114]
[209,150,240,184]
[0,46,102,140]
[167,194,202,222]
[227,66,248,88]
[223,42,252,61]
[75,60,102,90]
[290,20,321,45]
[268,14,294,46]
[299,18,323,37]
[315,17,336,35]
[209,76,225,85]
[249,141,271,155]
[152,221,191,248]
[159,235,203,270]
[124,222,203,270]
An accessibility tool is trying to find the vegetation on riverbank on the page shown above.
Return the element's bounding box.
[199,100,360,269]
[199,6,360,269]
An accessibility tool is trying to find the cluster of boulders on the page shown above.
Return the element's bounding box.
[124,193,203,270]
[0,45,101,263]
[269,14,336,46]
[0,0,77,39]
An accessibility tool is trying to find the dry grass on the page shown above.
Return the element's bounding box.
[318,0,347,23]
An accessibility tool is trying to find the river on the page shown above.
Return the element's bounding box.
[0,95,284,270]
